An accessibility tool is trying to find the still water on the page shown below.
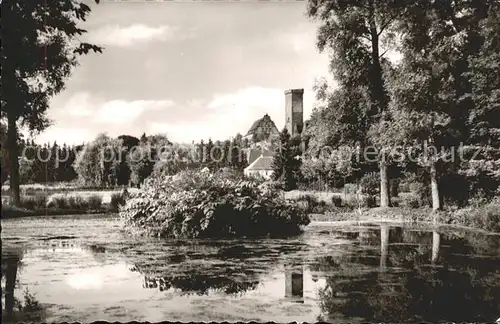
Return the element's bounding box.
[1,215,500,323]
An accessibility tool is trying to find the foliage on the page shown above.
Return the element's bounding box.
[271,128,302,191]
[20,195,47,210]
[443,198,500,233]
[294,194,331,214]
[73,134,125,187]
[401,194,422,209]
[1,0,103,206]
[151,143,200,179]
[15,288,44,322]
[45,193,102,211]
[110,191,127,213]
[359,172,380,197]
[120,170,310,238]
[128,143,156,187]
[344,195,376,209]
[331,195,342,207]
[86,195,103,210]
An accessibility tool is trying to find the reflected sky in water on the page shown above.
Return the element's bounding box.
[2,215,500,323]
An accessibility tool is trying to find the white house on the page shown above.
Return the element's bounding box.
[244,154,274,180]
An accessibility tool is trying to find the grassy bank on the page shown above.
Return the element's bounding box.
[307,205,500,233]
[1,205,109,218]
[1,191,129,219]
[1,183,139,205]
[288,190,500,233]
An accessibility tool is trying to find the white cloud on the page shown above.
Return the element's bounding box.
[148,86,316,143]
[95,99,174,125]
[64,92,94,117]
[56,91,175,125]
[87,24,195,47]
[34,127,92,145]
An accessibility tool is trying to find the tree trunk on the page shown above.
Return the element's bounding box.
[430,162,441,211]
[7,113,21,206]
[380,159,391,207]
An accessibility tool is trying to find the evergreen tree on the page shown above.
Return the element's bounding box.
[272,128,301,191]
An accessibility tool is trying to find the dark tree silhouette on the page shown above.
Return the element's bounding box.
[1,0,103,205]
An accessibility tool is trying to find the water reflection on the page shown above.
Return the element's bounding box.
[126,240,307,296]
[2,248,22,321]
[1,216,499,323]
[284,266,304,303]
[314,225,500,323]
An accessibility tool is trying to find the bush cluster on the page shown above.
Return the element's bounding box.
[45,194,103,210]
[294,194,330,214]
[343,195,377,209]
[120,170,310,238]
[359,172,380,197]
[20,195,48,210]
[110,190,128,212]
[442,198,500,233]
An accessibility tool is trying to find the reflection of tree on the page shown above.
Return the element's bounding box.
[133,268,260,295]
[1,247,25,322]
[2,254,20,320]
[125,240,305,296]
[314,226,500,323]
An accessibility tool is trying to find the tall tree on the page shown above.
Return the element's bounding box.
[1,0,103,205]
[272,128,301,191]
[73,134,123,187]
[382,0,499,210]
[307,0,412,207]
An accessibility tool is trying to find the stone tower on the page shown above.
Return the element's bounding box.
[284,89,304,137]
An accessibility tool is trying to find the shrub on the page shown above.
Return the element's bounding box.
[359,172,379,197]
[294,194,332,214]
[20,195,47,210]
[331,195,342,207]
[446,199,500,233]
[401,194,421,209]
[343,183,358,195]
[86,195,102,210]
[68,196,87,209]
[361,195,377,208]
[110,192,126,212]
[343,195,376,209]
[52,194,69,209]
[399,181,411,193]
[120,170,310,238]
[440,173,469,208]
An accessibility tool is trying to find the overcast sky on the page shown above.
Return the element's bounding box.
[36,1,331,145]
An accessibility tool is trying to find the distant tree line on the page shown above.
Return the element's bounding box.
[0,130,251,188]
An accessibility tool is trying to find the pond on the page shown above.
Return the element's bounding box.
[1,215,500,323]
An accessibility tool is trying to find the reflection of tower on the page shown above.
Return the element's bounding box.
[285,266,304,303]
[432,231,440,264]
[380,224,390,271]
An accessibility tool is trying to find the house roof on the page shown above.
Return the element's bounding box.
[247,148,275,165]
[245,114,279,136]
[245,155,274,171]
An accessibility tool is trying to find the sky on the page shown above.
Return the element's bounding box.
[35,0,331,145]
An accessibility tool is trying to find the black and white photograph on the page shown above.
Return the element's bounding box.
[1,0,500,322]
